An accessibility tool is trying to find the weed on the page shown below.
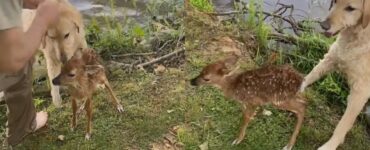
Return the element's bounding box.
[190,0,214,12]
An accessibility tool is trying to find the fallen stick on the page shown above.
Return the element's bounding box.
[208,6,302,35]
[111,52,155,58]
[136,48,185,69]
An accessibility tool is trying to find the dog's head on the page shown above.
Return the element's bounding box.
[52,49,104,87]
[190,54,239,87]
[321,0,370,37]
[43,0,87,63]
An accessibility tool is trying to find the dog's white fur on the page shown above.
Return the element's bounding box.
[22,0,87,107]
[301,0,370,149]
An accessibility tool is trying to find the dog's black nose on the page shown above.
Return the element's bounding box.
[320,20,331,31]
[190,78,198,86]
[52,77,61,85]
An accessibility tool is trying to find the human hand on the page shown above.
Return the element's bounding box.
[36,0,60,27]
[24,0,46,9]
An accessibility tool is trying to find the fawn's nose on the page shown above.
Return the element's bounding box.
[190,78,198,86]
[52,76,61,85]
[320,20,331,31]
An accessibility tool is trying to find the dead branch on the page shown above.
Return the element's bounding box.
[136,48,185,69]
[209,3,302,36]
[111,52,155,58]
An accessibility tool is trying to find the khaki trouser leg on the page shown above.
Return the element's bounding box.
[1,63,36,146]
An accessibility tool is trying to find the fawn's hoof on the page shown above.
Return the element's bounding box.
[282,145,292,150]
[231,138,243,145]
[117,104,124,113]
[85,133,91,140]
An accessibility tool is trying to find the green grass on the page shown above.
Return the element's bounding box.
[5,69,185,149]
[190,0,214,12]
[0,1,369,150]
[184,47,370,150]
[183,5,370,149]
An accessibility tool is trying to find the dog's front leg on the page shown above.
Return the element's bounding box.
[44,53,63,107]
[300,53,336,92]
[318,88,370,150]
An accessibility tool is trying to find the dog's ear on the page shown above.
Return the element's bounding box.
[73,22,80,33]
[84,65,104,75]
[41,32,47,49]
[362,0,370,28]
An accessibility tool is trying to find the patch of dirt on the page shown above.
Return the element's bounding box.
[151,126,184,150]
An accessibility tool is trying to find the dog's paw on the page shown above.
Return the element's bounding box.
[85,133,91,140]
[299,82,307,93]
[282,145,292,150]
[116,104,124,113]
[317,144,335,150]
[231,138,243,145]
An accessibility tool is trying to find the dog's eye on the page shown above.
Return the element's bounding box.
[68,73,75,77]
[345,6,355,12]
[64,33,70,39]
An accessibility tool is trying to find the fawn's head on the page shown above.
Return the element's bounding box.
[52,49,104,87]
[321,0,370,36]
[190,55,239,87]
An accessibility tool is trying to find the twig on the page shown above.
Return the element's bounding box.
[111,52,155,58]
[108,61,134,68]
[136,48,185,69]
[209,4,302,36]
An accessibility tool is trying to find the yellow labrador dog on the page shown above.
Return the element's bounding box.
[22,0,87,107]
[300,0,370,149]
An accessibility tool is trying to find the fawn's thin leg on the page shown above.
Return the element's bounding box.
[71,98,77,131]
[232,104,257,145]
[277,98,306,150]
[104,79,124,112]
[85,97,93,140]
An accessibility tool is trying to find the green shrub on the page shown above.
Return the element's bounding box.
[190,0,214,12]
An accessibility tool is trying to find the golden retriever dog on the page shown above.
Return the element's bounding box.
[300,0,370,149]
[22,0,88,107]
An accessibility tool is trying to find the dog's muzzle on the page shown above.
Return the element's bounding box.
[190,78,198,86]
[52,75,61,85]
[320,20,331,31]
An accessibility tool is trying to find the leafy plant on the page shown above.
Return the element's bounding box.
[190,0,214,12]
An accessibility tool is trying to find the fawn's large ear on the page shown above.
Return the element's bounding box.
[224,54,239,69]
[84,65,104,75]
[362,0,370,28]
[222,54,240,74]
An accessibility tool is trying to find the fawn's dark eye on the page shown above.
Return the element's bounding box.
[68,73,75,77]
[345,6,355,12]
[203,78,210,82]
[64,33,70,39]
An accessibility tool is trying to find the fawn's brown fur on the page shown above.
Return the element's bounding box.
[191,55,306,150]
[52,48,123,139]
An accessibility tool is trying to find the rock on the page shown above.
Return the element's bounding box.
[263,109,272,116]
[199,141,208,150]
[57,135,65,141]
